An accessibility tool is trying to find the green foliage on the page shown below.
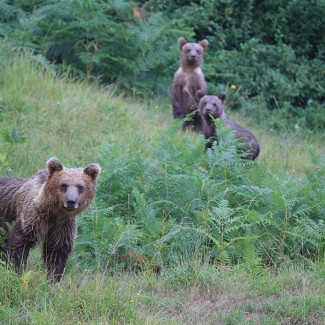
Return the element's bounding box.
[0,222,13,250]
[209,39,325,131]
[75,120,325,270]
[1,128,27,144]
[152,0,325,131]
[1,0,324,130]
[0,0,190,97]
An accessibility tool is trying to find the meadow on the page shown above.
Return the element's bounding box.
[0,43,324,324]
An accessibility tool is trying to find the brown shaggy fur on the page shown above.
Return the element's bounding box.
[197,91,260,160]
[172,37,208,129]
[0,158,101,281]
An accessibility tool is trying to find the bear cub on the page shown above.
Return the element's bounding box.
[172,37,208,129]
[0,158,101,281]
[197,90,260,160]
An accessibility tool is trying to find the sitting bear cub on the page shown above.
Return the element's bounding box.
[197,90,260,160]
[0,158,101,281]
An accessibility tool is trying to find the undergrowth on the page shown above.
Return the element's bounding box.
[75,120,325,272]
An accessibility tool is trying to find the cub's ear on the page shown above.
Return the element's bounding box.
[178,37,187,50]
[218,92,227,104]
[84,163,101,181]
[196,90,206,102]
[47,157,63,176]
[199,39,209,51]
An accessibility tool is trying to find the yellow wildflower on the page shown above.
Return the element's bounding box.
[130,299,134,302]
[231,85,236,89]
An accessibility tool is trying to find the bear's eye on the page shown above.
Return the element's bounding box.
[197,50,201,54]
[186,49,191,53]
[60,183,68,192]
[77,184,84,194]
[213,103,217,107]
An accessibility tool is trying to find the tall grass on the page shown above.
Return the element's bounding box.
[1,261,324,324]
[0,43,173,175]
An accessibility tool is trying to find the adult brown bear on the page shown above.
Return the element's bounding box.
[0,158,101,281]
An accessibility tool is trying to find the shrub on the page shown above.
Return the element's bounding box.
[75,121,325,270]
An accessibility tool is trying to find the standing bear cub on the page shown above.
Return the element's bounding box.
[0,158,101,281]
[197,91,260,160]
[172,37,208,129]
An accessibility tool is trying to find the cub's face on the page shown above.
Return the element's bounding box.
[45,158,101,216]
[178,37,208,68]
[198,95,224,119]
[181,43,204,66]
[196,91,227,120]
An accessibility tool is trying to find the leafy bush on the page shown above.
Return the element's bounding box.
[150,0,325,130]
[75,121,325,271]
[0,0,191,97]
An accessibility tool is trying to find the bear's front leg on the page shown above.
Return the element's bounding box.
[43,218,77,282]
[5,219,38,272]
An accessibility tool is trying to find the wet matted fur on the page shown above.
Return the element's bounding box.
[0,158,101,281]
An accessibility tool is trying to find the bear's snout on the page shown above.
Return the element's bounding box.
[64,197,79,210]
[65,198,78,210]
[187,54,197,63]
[63,186,80,210]
[203,106,215,116]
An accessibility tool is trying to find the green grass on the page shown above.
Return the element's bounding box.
[0,45,323,176]
[0,45,324,324]
[1,260,324,324]
[0,49,172,175]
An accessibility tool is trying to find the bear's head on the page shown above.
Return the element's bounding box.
[44,158,101,218]
[196,90,227,119]
[178,37,208,68]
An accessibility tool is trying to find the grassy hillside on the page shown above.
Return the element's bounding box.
[0,45,323,176]
[0,45,324,324]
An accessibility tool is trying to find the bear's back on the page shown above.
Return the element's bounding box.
[221,113,260,160]
[0,170,49,225]
[0,177,28,225]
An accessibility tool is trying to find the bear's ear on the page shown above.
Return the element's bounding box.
[199,39,209,51]
[84,163,101,181]
[218,92,227,104]
[47,157,63,176]
[178,37,187,50]
[196,90,206,102]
